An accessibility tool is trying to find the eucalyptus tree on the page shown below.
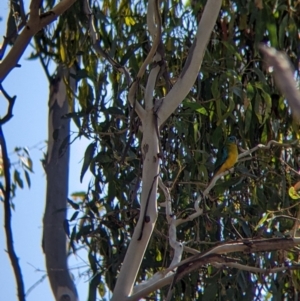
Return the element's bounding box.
[67,0,300,300]
[2,0,300,301]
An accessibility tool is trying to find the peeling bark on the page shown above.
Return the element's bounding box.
[42,66,78,301]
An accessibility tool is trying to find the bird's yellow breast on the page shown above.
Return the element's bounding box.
[217,143,238,174]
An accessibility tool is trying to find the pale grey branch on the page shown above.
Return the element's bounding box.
[259,44,300,121]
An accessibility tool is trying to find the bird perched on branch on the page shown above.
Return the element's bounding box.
[213,136,238,178]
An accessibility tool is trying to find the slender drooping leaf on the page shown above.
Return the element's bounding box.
[80,142,96,183]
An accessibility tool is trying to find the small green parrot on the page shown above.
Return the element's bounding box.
[213,136,238,177]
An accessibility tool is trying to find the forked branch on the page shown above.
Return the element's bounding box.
[158,0,222,125]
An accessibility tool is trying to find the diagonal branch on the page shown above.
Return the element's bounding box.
[0,0,77,83]
[0,0,28,60]
[0,126,26,301]
[164,237,300,275]
[170,238,300,292]
[259,44,300,121]
[158,0,222,126]
[129,236,300,301]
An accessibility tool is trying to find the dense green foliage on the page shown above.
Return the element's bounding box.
[32,0,300,299]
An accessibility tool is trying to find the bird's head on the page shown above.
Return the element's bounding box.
[227,136,237,144]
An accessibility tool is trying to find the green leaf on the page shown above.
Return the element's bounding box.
[125,16,135,26]
[211,77,220,100]
[253,68,268,84]
[70,225,77,253]
[267,20,278,48]
[22,147,30,157]
[20,156,33,172]
[70,191,86,200]
[14,170,23,189]
[70,211,79,222]
[199,164,209,182]
[254,93,263,124]
[218,97,235,125]
[63,219,70,237]
[105,107,125,115]
[232,86,243,99]
[262,92,272,124]
[203,282,218,300]
[26,51,39,60]
[255,213,270,230]
[75,68,88,81]
[80,142,97,183]
[59,41,66,63]
[24,170,31,188]
[222,41,242,61]
[182,100,208,115]
[70,225,77,241]
[289,187,300,200]
[67,198,80,209]
[244,102,252,134]
[98,281,106,298]
[155,249,162,261]
[278,14,288,49]
[193,120,198,143]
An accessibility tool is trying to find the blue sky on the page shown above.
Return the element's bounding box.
[0,2,92,300]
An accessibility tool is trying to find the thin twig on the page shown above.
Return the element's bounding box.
[0,125,26,301]
[127,0,161,115]
[213,261,300,274]
[34,36,52,82]
[25,274,47,296]
[279,157,300,176]
[19,0,27,22]
[0,84,16,124]
[170,162,186,191]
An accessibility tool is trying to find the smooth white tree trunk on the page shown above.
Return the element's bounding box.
[43,66,78,301]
